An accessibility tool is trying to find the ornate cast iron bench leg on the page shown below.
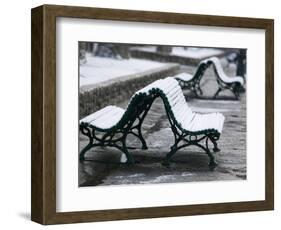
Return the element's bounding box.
[213,87,222,99]
[161,131,218,170]
[79,125,93,161]
[162,145,178,166]
[204,136,218,169]
[208,134,221,153]
[213,83,241,100]
[79,126,136,164]
[128,112,149,150]
[137,127,148,150]
[233,83,242,100]
[121,137,135,164]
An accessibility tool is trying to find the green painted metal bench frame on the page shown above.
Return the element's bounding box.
[79,93,157,163]
[148,87,222,168]
[175,60,211,96]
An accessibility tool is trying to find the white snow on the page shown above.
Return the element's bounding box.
[80,105,125,130]
[80,53,165,86]
[120,153,127,163]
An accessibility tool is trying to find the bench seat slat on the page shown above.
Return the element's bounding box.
[177,108,194,125]
[168,91,186,108]
[183,112,225,133]
[91,108,125,130]
[80,106,118,124]
[160,83,178,96]
[166,86,183,101]
[159,78,179,93]
[81,105,125,130]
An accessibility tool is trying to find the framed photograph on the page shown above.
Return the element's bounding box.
[31,4,274,225]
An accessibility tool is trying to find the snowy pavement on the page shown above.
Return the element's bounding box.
[80,54,166,86]
[79,63,246,186]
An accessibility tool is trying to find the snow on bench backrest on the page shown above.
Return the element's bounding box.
[135,79,163,95]
[131,77,194,130]
[114,79,164,128]
[195,59,209,73]
[207,57,244,85]
[157,77,194,129]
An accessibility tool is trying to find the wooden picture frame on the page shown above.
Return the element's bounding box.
[31,4,274,225]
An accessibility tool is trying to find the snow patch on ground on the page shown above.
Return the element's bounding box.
[80,54,165,86]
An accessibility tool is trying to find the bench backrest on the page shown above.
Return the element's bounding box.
[175,59,211,83]
[100,77,192,132]
[193,59,211,81]
[206,57,244,85]
[115,80,162,130]
[154,77,194,132]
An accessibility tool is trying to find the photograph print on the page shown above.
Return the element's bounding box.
[78,42,247,187]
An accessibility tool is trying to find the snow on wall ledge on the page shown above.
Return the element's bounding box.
[79,63,180,118]
[130,48,227,66]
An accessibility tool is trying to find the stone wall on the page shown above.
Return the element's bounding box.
[79,63,180,118]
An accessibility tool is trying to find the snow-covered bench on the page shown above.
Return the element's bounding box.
[80,77,225,167]
[174,59,211,96]
[79,80,161,163]
[206,57,245,99]
[153,77,225,168]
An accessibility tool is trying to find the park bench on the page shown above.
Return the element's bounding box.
[206,57,245,99]
[152,77,225,168]
[174,59,211,96]
[80,77,225,167]
[79,80,161,163]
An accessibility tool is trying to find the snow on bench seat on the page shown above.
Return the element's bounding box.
[80,105,125,130]
[183,112,225,133]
